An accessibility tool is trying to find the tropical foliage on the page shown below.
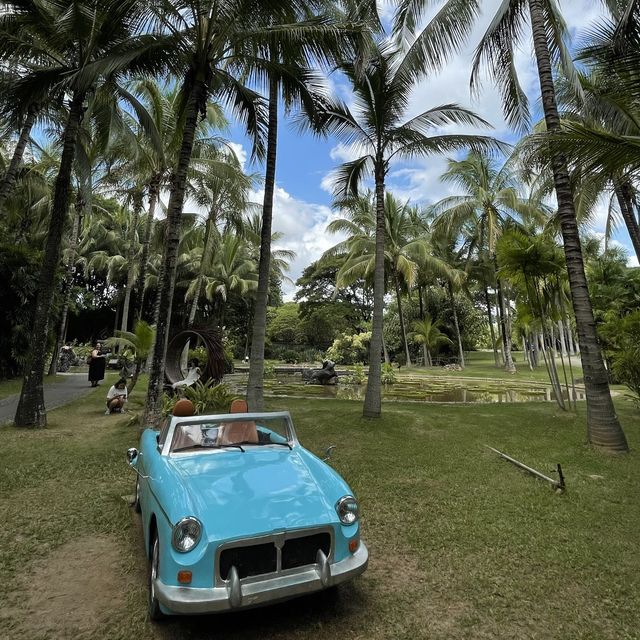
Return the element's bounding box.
[1,0,638,454]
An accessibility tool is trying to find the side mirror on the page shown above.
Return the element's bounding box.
[126,447,138,464]
[322,445,336,461]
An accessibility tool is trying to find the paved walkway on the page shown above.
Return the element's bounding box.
[0,373,98,425]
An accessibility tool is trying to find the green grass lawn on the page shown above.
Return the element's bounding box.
[0,386,638,640]
[0,374,64,400]
[398,349,583,383]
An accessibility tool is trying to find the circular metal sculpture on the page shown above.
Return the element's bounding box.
[304,360,339,385]
[164,327,225,386]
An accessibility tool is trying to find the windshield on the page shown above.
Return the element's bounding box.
[169,415,293,454]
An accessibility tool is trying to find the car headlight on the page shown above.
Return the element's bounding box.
[335,495,359,525]
[172,517,202,553]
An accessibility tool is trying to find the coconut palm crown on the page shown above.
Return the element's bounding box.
[310,37,502,418]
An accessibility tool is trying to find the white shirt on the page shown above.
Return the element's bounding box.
[107,385,128,401]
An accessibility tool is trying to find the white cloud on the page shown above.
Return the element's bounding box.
[234,2,611,301]
[227,142,247,170]
[628,256,639,268]
[329,142,361,163]
[318,0,605,198]
[249,186,347,300]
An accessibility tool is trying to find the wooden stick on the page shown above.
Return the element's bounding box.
[485,445,565,491]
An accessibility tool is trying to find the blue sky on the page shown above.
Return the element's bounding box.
[218,0,638,299]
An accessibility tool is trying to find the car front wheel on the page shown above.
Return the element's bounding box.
[148,533,165,621]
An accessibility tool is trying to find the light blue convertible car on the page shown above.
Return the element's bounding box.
[127,410,368,619]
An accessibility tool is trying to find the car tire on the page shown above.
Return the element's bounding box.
[148,533,165,621]
[133,476,141,513]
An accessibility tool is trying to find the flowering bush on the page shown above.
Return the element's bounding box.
[326,331,371,365]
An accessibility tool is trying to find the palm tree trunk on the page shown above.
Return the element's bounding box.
[143,78,205,426]
[527,332,534,367]
[247,76,278,411]
[187,283,202,327]
[14,93,85,428]
[145,279,163,375]
[615,181,640,263]
[484,285,500,367]
[558,304,578,410]
[363,161,386,418]
[48,194,84,376]
[188,214,217,327]
[382,334,390,365]
[120,198,141,335]
[529,0,628,452]
[495,265,516,372]
[132,175,160,322]
[0,105,37,204]
[549,322,557,359]
[394,272,412,366]
[557,319,567,357]
[448,281,465,368]
[422,344,428,367]
[565,317,578,356]
[540,324,566,410]
[128,359,142,394]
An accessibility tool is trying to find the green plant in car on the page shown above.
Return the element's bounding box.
[182,381,238,414]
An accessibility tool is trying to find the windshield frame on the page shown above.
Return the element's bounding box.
[161,411,298,457]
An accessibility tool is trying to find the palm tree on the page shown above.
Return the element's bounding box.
[189,234,258,328]
[313,39,500,417]
[430,152,541,373]
[497,229,571,408]
[185,151,257,326]
[411,314,452,367]
[244,3,369,412]
[143,0,356,422]
[540,69,640,263]
[325,193,434,367]
[395,0,629,451]
[0,94,38,205]
[429,231,468,369]
[2,0,165,428]
[105,320,155,393]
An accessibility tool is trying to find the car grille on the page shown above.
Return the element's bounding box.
[218,531,332,581]
[282,532,331,570]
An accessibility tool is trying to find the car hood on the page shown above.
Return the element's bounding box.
[167,448,339,540]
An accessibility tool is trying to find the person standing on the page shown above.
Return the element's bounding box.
[88,341,107,387]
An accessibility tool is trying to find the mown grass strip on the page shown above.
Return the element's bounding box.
[0,385,637,639]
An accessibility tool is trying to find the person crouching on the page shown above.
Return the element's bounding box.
[105,378,128,414]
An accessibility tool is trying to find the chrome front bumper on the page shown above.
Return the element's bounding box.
[155,543,368,614]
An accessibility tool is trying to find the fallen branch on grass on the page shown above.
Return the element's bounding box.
[485,445,565,492]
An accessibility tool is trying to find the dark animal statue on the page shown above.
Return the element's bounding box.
[304,360,339,385]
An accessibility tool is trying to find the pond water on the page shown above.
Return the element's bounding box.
[226,373,585,404]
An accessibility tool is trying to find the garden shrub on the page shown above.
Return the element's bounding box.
[326,331,371,364]
[182,381,238,414]
[381,362,397,385]
[606,311,640,402]
[344,362,366,385]
[280,349,299,364]
[188,346,209,367]
[0,242,41,378]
